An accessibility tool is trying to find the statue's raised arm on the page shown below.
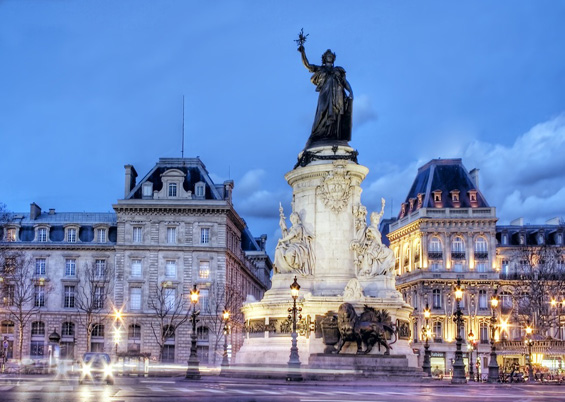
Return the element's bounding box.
[294,29,353,149]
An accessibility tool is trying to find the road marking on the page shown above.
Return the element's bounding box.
[59,386,73,391]
[140,380,176,384]
[0,386,14,391]
[27,386,43,391]
[175,387,196,392]
[230,389,254,395]
[201,388,225,393]
[148,386,165,392]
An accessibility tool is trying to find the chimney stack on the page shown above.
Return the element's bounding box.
[30,203,41,220]
[469,168,480,189]
[124,165,138,198]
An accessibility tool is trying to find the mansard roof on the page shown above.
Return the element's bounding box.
[14,212,116,225]
[126,157,227,201]
[398,158,489,217]
[496,221,565,247]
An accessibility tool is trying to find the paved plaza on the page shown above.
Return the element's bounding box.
[0,374,564,402]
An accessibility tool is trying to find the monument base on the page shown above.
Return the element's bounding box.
[308,353,428,381]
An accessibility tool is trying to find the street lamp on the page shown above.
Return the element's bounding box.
[221,309,230,373]
[287,276,303,381]
[422,303,432,376]
[451,278,467,384]
[186,285,201,380]
[488,293,500,383]
[551,299,564,340]
[525,323,534,383]
[467,330,476,382]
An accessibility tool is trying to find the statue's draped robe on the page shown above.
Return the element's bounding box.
[306,65,352,148]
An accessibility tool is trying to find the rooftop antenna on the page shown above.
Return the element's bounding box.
[181,95,185,158]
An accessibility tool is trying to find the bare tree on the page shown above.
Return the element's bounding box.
[147,284,190,362]
[0,251,44,360]
[203,281,244,365]
[74,261,114,352]
[510,245,565,336]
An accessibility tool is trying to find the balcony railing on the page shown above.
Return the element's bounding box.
[451,251,466,260]
[428,251,443,260]
[474,251,488,260]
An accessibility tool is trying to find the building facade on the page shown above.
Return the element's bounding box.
[0,157,272,366]
[387,158,565,377]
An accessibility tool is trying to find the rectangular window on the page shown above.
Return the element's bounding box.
[133,227,142,243]
[94,286,104,309]
[162,345,175,363]
[91,324,104,337]
[165,288,176,310]
[97,229,106,243]
[67,228,77,243]
[478,291,487,309]
[168,183,177,197]
[432,290,442,309]
[38,228,47,242]
[30,341,44,358]
[35,285,45,307]
[199,289,209,312]
[95,259,106,278]
[65,259,76,276]
[130,287,141,310]
[476,263,486,273]
[200,228,210,244]
[430,263,440,272]
[195,184,204,197]
[35,258,46,276]
[167,227,177,244]
[501,260,509,276]
[64,286,75,308]
[5,284,15,306]
[131,259,142,277]
[165,260,176,278]
[433,322,443,340]
[199,261,210,279]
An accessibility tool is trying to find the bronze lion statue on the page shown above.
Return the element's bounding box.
[334,303,396,355]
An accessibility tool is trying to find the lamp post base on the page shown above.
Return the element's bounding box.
[186,361,201,380]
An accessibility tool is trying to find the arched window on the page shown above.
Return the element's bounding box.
[403,244,411,272]
[62,322,75,337]
[429,237,442,252]
[475,237,488,262]
[451,236,465,259]
[30,321,45,358]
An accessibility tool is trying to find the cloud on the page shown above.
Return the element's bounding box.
[462,113,565,223]
[353,94,377,127]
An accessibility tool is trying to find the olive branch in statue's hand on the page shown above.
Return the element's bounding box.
[295,28,309,50]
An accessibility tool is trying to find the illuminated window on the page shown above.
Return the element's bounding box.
[199,261,210,279]
[5,228,16,242]
[432,289,442,309]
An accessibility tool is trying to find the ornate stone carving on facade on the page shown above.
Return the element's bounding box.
[317,161,352,213]
[274,205,315,275]
[343,278,365,301]
[350,198,395,277]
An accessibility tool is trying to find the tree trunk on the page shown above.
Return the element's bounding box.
[18,322,24,361]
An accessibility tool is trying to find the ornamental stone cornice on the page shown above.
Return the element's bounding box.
[0,242,115,252]
[387,220,423,241]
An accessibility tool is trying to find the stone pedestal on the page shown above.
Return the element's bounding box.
[236,145,417,370]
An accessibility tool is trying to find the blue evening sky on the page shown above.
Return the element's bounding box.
[1,1,565,255]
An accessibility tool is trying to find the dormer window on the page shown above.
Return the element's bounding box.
[432,190,442,208]
[36,227,48,242]
[5,228,17,242]
[417,193,424,208]
[96,228,107,243]
[67,228,77,243]
[195,182,205,198]
[400,203,407,218]
[168,183,177,197]
[408,198,416,212]
[468,190,478,207]
[450,190,460,202]
[536,233,544,245]
[142,182,153,198]
[557,233,563,245]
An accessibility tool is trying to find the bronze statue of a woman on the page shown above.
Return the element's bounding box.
[298,43,354,149]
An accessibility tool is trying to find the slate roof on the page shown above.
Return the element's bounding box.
[127,157,226,201]
[399,158,489,217]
